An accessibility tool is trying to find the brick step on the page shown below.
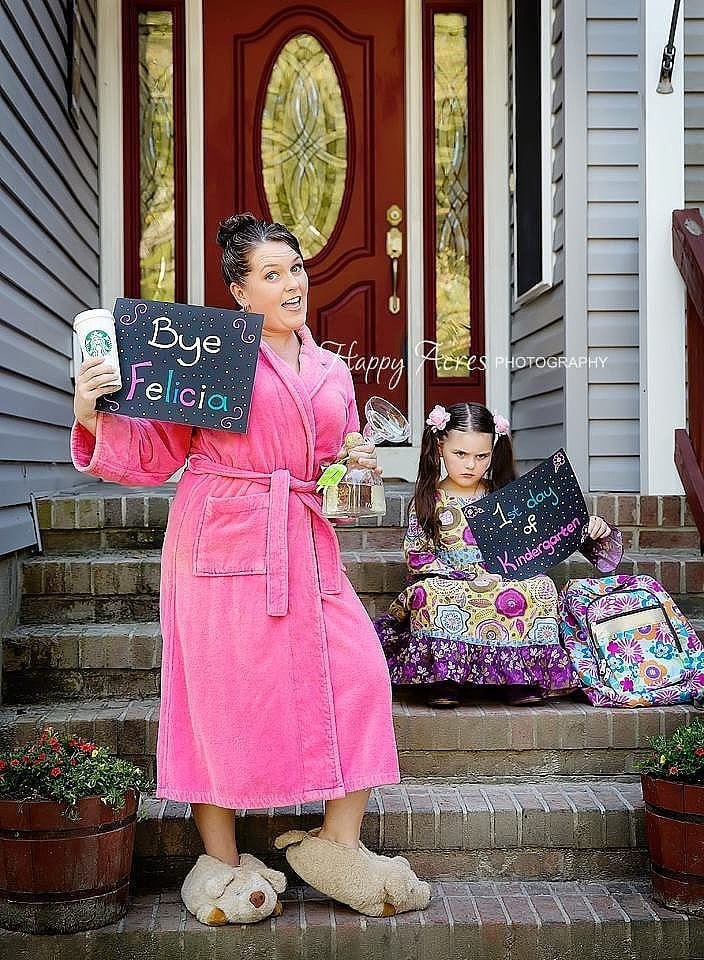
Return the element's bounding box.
[132,779,647,888]
[1,879,697,960]
[5,619,704,703]
[35,487,703,555]
[36,524,704,555]
[1,697,700,781]
[19,548,704,624]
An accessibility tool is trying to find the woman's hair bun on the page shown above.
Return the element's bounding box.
[216,213,257,249]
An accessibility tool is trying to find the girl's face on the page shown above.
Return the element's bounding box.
[438,428,493,489]
[229,241,308,336]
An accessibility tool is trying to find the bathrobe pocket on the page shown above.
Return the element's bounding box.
[193,493,269,575]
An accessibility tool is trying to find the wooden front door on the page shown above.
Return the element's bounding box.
[203,1,408,420]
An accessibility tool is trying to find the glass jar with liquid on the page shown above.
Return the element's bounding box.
[320,432,387,519]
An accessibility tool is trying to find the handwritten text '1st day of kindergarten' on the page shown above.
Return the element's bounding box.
[463,451,590,579]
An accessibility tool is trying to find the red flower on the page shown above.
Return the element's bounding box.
[697,747,704,757]
[669,766,680,776]
[70,759,77,766]
[0,760,6,771]
[50,767,62,777]
[9,759,20,767]
[36,753,46,761]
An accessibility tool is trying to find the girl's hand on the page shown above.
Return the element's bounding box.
[334,440,383,476]
[74,357,118,436]
[586,515,611,540]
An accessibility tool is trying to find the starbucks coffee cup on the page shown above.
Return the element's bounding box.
[73,308,122,390]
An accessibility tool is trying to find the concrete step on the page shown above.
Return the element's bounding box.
[5,619,704,703]
[35,485,702,553]
[18,547,704,624]
[132,780,647,887]
[1,878,698,960]
[1,696,701,781]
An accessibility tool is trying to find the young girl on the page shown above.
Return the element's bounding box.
[374,402,622,707]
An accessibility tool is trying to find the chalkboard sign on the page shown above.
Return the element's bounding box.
[461,450,590,579]
[95,298,263,433]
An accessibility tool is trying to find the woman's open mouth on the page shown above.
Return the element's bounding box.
[281,295,303,312]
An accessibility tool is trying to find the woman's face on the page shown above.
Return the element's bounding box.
[230,240,308,336]
[438,428,493,489]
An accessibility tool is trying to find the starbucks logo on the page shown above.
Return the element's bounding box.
[84,329,112,358]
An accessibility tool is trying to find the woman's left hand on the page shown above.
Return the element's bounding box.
[586,515,611,540]
[335,440,383,476]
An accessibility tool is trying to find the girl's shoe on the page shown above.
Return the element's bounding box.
[504,684,544,706]
[542,687,574,700]
[427,680,460,708]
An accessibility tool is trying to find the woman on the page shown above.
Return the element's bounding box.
[71,214,429,920]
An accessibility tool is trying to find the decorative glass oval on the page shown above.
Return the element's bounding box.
[261,34,348,259]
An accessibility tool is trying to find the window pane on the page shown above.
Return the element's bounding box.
[434,13,470,378]
[138,11,175,301]
[261,34,348,259]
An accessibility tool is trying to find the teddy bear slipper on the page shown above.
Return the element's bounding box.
[274,828,431,917]
[181,853,287,925]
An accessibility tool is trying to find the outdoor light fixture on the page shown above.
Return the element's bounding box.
[657,0,681,94]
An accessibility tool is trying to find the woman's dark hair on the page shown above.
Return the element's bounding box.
[414,402,517,544]
[216,213,303,302]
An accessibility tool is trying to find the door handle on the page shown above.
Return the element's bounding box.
[387,227,402,314]
[386,203,404,315]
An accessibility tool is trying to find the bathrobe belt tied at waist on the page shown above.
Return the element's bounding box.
[187,454,342,617]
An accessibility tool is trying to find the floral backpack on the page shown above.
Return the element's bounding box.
[558,574,704,707]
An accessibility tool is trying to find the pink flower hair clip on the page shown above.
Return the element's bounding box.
[493,411,510,436]
[426,405,451,433]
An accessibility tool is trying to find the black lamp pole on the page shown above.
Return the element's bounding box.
[657,0,682,94]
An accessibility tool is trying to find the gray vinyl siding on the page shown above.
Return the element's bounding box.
[0,0,99,554]
[686,0,704,207]
[585,0,640,491]
[509,0,566,475]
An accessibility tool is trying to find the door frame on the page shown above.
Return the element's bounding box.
[97,0,509,481]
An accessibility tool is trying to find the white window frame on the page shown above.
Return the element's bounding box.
[510,0,553,308]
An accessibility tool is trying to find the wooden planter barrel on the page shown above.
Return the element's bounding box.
[0,789,138,933]
[642,774,704,916]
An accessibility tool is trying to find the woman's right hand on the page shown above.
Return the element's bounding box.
[74,357,118,436]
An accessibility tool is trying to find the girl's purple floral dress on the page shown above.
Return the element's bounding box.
[374,490,623,694]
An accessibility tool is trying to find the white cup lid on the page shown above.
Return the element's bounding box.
[73,308,114,329]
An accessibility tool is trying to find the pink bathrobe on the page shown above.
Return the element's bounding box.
[71,325,401,809]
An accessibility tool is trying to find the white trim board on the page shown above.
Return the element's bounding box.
[639,2,685,494]
[562,0,589,490]
[97,0,124,308]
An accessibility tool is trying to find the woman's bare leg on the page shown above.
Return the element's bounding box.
[191,802,240,865]
[317,788,371,849]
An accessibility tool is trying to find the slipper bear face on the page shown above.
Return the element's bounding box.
[181,853,287,925]
[205,868,280,924]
